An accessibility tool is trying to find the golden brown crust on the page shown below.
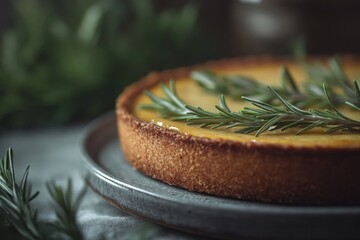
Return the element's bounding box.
[116,56,360,204]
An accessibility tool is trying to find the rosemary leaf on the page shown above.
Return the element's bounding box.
[280,66,299,93]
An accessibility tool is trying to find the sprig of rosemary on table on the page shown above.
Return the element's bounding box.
[47,180,86,240]
[140,80,360,136]
[0,148,85,240]
[192,57,360,108]
[0,149,43,240]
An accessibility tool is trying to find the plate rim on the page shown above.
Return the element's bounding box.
[80,112,360,239]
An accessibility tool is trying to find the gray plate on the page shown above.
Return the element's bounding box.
[81,113,360,240]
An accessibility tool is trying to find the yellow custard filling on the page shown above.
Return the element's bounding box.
[133,62,360,149]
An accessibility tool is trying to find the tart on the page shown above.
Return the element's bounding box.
[116,57,360,204]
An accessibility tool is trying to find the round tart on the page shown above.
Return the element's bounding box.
[116,57,360,204]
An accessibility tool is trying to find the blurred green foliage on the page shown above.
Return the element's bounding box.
[0,0,221,128]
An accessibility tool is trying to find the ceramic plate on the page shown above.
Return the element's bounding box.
[81,113,360,240]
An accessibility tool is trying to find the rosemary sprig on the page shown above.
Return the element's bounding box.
[47,180,86,240]
[0,148,85,240]
[192,57,360,108]
[140,81,360,136]
[0,148,43,240]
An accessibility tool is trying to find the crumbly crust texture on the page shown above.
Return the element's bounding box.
[116,57,360,204]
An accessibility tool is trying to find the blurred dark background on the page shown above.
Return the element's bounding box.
[1,0,360,129]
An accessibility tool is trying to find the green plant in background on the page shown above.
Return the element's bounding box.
[0,0,221,128]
